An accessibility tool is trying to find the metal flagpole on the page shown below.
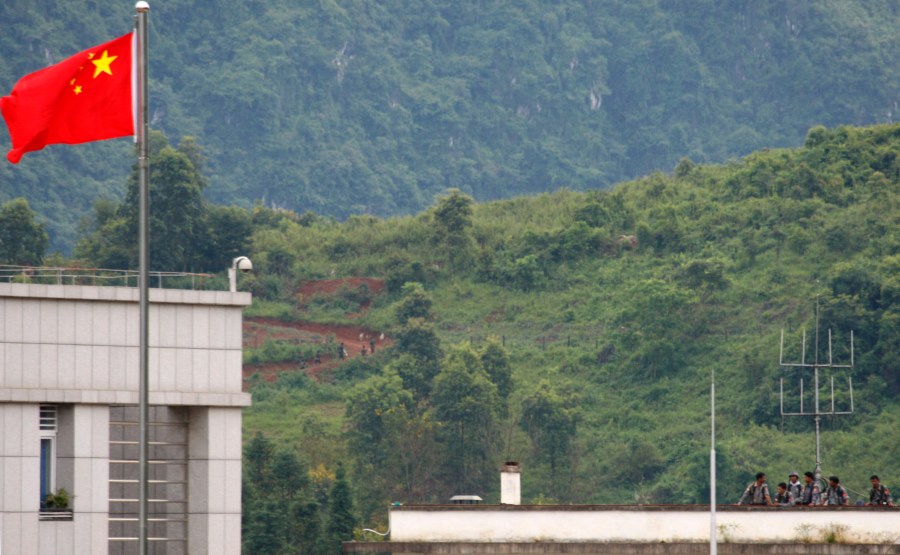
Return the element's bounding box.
[710,374,716,555]
[135,2,151,554]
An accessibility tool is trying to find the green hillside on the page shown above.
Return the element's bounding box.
[1,1,898,251]
[228,124,900,552]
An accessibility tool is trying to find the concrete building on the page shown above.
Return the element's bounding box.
[0,280,251,554]
[346,464,900,555]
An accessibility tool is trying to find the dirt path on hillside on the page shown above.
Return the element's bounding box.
[242,278,390,387]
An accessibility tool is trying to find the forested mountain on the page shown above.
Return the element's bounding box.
[1,0,898,251]
[227,124,900,552]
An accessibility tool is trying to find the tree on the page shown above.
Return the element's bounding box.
[519,380,580,484]
[271,449,310,500]
[243,433,285,553]
[325,463,356,555]
[431,189,474,270]
[345,373,415,461]
[394,281,434,325]
[120,136,207,271]
[74,199,132,269]
[243,498,286,554]
[197,205,253,271]
[430,343,501,494]
[615,278,698,379]
[244,432,275,490]
[74,132,248,273]
[479,337,513,407]
[243,433,321,554]
[392,319,443,381]
[386,353,436,401]
[0,198,48,265]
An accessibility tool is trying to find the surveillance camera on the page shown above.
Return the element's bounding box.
[234,256,253,274]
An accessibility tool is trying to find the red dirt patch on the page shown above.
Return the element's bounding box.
[243,318,391,386]
[242,278,391,388]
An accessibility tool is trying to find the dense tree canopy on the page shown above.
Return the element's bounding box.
[240,125,900,547]
[0,198,48,265]
[1,1,897,252]
[75,131,250,272]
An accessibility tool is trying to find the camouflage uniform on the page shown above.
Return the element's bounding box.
[869,484,893,506]
[786,479,803,501]
[738,481,771,505]
[798,481,821,505]
[823,484,849,506]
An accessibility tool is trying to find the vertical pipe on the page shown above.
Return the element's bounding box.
[135,3,150,554]
[828,329,832,366]
[814,412,822,486]
[849,377,854,412]
[831,376,835,414]
[813,325,821,484]
[801,329,806,366]
[779,378,784,415]
[228,266,237,292]
[800,378,804,414]
[779,329,784,365]
[710,378,716,555]
[850,330,854,367]
[814,299,819,367]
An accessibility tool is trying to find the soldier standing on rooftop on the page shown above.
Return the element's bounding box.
[738,472,772,506]
[866,475,893,507]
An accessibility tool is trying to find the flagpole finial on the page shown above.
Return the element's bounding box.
[136,1,149,12]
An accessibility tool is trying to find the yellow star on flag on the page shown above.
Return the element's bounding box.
[91,50,117,78]
[73,85,83,95]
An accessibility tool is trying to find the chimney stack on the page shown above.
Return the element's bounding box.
[500,462,520,505]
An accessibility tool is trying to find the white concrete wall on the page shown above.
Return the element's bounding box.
[389,507,900,544]
[187,407,243,555]
[0,403,40,555]
[0,401,110,554]
[0,283,252,554]
[55,405,110,554]
[0,283,251,407]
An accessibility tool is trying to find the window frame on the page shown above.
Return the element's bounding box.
[39,404,58,508]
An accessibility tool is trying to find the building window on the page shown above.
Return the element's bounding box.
[39,404,57,508]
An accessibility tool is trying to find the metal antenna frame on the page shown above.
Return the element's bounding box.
[778,298,854,485]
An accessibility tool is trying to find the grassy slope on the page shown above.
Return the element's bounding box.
[243,124,900,506]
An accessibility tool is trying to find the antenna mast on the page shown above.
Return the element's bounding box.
[779,298,854,484]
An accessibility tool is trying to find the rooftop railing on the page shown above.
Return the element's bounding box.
[0,265,218,290]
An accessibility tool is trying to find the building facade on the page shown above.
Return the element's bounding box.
[345,465,900,555]
[0,281,250,554]
[347,503,900,555]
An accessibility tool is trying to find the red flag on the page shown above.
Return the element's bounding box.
[1,32,134,164]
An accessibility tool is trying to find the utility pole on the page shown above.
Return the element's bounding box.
[710,373,716,555]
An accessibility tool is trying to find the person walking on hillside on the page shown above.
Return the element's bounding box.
[370,336,376,353]
[866,475,894,507]
[738,472,772,506]
[786,471,803,502]
[797,471,821,506]
[822,476,849,506]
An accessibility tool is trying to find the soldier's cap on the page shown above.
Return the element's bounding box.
[789,470,799,477]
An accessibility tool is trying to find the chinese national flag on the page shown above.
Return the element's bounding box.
[1,32,134,164]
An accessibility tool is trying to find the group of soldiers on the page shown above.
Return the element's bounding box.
[738,471,894,507]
